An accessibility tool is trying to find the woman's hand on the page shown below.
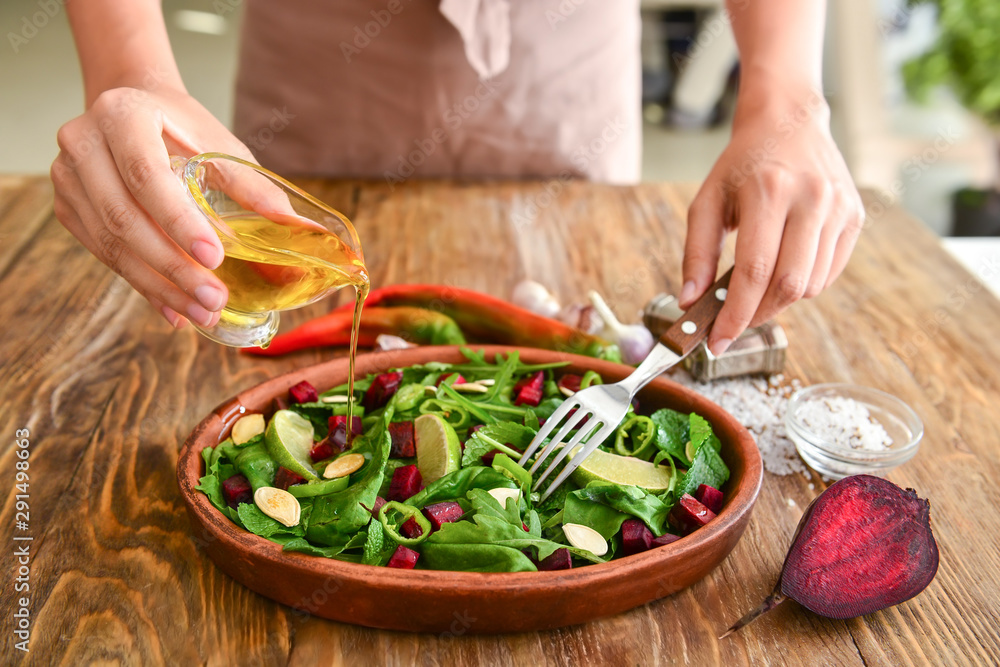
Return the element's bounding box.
[679,85,864,355]
[51,85,255,329]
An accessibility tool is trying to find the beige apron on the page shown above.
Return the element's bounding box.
[233,0,641,183]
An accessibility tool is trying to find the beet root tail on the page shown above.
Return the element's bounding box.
[719,588,788,640]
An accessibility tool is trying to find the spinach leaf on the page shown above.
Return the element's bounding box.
[234,442,278,491]
[651,408,690,462]
[196,446,227,512]
[564,484,671,538]
[675,440,730,499]
[405,467,516,509]
[283,532,366,561]
[306,411,393,545]
[237,502,306,538]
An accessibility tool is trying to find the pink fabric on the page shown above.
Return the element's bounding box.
[233,0,641,183]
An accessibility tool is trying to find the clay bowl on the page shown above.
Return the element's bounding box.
[177,346,762,633]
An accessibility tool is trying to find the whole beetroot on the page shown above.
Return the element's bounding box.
[722,475,939,638]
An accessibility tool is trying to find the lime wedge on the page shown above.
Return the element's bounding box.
[414,413,461,483]
[264,410,319,481]
[570,448,674,491]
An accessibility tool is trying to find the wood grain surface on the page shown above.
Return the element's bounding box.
[1,175,999,666]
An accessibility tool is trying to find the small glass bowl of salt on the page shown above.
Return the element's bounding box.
[785,384,923,479]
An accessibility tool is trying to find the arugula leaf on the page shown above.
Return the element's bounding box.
[195,446,228,512]
[306,411,393,544]
[651,408,690,462]
[361,519,397,566]
[461,422,536,467]
[564,484,671,538]
[676,440,730,499]
[404,467,516,509]
[491,454,532,495]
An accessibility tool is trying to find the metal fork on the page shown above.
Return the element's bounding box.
[518,268,734,501]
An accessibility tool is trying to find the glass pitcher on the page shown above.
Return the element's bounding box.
[171,152,368,348]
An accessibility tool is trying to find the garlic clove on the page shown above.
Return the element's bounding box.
[511,280,561,318]
[254,487,301,527]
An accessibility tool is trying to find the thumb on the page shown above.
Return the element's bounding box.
[680,183,727,308]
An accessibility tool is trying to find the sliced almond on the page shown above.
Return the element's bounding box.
[254,487,301,527]
[488,487,520,507]
[321,395,350,404]
[558,386,576,397]
[231,413,265,445]
[323,453,366,479]
[453,382,489,394]
[562,523,609,556]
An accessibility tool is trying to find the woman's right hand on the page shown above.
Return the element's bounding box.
[51,85,256,329]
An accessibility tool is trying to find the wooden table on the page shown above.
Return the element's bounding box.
[2,176,998,666]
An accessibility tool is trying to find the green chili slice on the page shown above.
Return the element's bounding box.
[378,501,432,546]
[614,415,656,459]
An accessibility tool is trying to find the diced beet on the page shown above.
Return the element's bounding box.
[401,517,423,539]
[329,414,363,436]
[557,374,582,394]
[621,518,654,556]
[289,380,319,404]
[695,484,724,514]
[309,439,335,463]
[513,371,544,407]
[537,548,573,571]
[363,371,403,411]
[365,496,387,517]
[388,421,416,458]
[436,372,466,387]
[537,417,546,427]
[652,533,682,548]
[387,465,423,502]
[326,415,363,454]
[669,494,717,534]
[422,501,464,530]
[386,545,420,569]
[221,474,252,509]
[468,424,485,436]
[522,523,529,532]
[273,466,306,491]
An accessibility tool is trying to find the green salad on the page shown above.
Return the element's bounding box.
[196,349,730,572]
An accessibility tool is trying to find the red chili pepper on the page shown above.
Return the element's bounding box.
[333,284,621,361]
[242,306,466,356]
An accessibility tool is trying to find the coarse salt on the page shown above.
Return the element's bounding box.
[668,369,807,476]
[797,396,893,451]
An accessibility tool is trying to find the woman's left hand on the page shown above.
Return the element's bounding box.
[679,86,865,356]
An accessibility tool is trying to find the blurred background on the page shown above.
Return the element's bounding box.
[1,0,998,284]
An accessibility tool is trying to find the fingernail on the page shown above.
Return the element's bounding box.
[679,281,697,306]
[710,337,733,356]
[191,239,223,270]
[195,284,226,311]
[187,302,216,328]
[161,305,182,329]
